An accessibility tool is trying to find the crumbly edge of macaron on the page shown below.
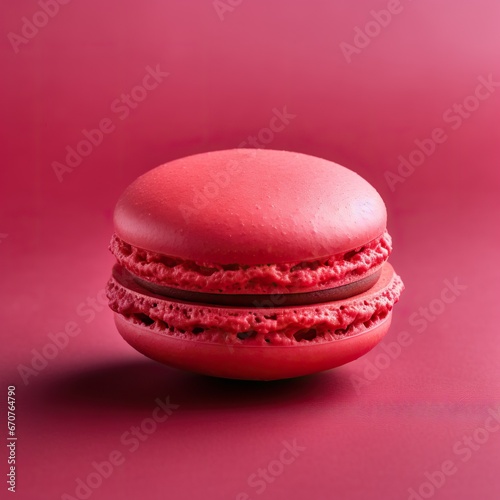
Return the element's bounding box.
[106,271,403,347]
[109,232,392,294]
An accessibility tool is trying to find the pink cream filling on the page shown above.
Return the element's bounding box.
[110,232,392,294]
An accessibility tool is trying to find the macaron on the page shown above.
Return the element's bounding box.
[106,149,404,380]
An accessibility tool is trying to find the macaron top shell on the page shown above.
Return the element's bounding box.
[114,149,387,266]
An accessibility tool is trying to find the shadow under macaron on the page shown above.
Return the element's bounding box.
[36,357,356,413]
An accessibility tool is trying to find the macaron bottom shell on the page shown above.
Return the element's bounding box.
[114,311,392,380]
[107,262,403,380]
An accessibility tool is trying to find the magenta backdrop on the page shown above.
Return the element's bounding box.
[1,1,500,499]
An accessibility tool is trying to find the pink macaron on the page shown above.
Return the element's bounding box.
[106,149,404,380]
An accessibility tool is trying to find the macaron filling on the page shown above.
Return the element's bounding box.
[130,267,382,306]
[110,231,392,294]
[106,262,403,347]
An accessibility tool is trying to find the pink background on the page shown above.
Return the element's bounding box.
[1,1,499,499]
